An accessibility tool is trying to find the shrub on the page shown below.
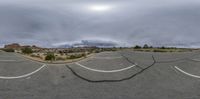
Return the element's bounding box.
[161,46,166,49]
[45,53,55,61]
[2,48,14,52]
[143,44,149,49]
[22,47,33,54]
[134,45,141,49]
[94,50,100,53]
[149,46,153,48]
[81,53,86,58]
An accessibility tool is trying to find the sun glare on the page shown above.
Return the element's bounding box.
[88,5,112,12]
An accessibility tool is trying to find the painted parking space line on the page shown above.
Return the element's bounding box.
[190,59,200,62]
[75,62,137,73]
[0,64,46,79]
[174,66,200,79]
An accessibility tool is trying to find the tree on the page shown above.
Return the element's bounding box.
[149,46,153,48]
[161,46,166,49]
[143,44,149,49]
[22,47,33,54]
[45,53,55,61]
[134,45,141,49]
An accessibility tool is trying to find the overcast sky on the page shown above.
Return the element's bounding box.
[0,0,200,48]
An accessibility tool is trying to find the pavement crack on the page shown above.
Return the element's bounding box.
[65,55,157,83]
[119,53,144,70]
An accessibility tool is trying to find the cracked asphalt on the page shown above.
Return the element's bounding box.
[0,51,200,99]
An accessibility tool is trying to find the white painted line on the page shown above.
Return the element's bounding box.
[174,66,200,79]
[0,60,17,62]
[191,59,200,62]
[75,62,137,73]
[0,64,46,79]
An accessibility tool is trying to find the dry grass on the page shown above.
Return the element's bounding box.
[133,48,192,52]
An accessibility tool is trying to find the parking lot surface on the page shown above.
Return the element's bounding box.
[0,51,200,99]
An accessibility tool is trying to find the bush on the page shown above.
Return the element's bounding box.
[134,45,141,49]
[94,50,100,53]
[161,46,166,49]
[22,47,33,54]
[45,53,55,61]
[81,53,86,58]
[2,48,14,52]
[143,44,149,49]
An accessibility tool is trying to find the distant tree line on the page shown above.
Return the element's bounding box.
[134,44,153,49]
[133,44,176,49]
[2,48,15,52]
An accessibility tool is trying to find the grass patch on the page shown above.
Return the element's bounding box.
[153,49,168,52]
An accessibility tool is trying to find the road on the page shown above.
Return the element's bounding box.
[0,51,200,99]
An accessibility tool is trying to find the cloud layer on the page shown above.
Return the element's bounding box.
[1,0,200,48]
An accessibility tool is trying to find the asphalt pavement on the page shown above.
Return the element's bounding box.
[0,51,200,99]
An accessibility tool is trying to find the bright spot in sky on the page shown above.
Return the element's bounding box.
[88,5,112,12]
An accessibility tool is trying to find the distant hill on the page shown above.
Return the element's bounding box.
[4,43,41,49]
[57,40,118,48]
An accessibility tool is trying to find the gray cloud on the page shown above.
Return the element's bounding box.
[0,0,200,47]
